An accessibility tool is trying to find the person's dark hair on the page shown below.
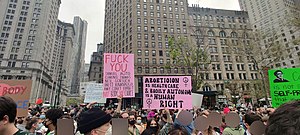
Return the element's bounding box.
[265,100,300,135]
[146,118,158,129]
[45,109,64,127]
[244,113,261,126]
[0,96,17,123]
[141,128,156,135]
[25,118,38,130]
[168,127,189,135]
[274,70,283,77]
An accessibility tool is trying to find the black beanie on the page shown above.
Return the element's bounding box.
[77,108,112,134]
[45,109,64,127]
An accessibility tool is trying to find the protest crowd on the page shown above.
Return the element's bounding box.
[0,96,299,135]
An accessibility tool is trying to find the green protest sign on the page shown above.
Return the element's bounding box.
[268,68,300,108]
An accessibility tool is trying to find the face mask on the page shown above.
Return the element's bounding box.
[105,125,112,135]
[128,120,136,125]
[136,120,142,124]
[43,121,50,129]
[150,126,159,133]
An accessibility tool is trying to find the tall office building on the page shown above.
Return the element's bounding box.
[0,0,61,102]
[238,0,300,68]
[70,17,87,95]
[188,6,259,106]
[88,43,104,83]
[104,0,190,105]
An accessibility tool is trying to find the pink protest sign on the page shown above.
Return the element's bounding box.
[103,53,135,98]
[143,76,192,109]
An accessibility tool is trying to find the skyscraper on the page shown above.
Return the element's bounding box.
[0,0,61,102]
[238,0,300,68]
[70,17,88,95]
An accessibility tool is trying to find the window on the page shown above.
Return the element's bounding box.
[152,50,156,56]
[137,4,140,8]
[153,67,157,73]
[160,67,164,73]
[145,67,150,73]
[231,32,238,38]
[207,30,214,36]
[145,58,149,64]
[145,42,149,48]
[137,18,141,24]
[138,67,142,73]
[137,26,141,32]
[137,58,142,64]
[219,31,226,37]
[145,50,149,56]
[137,11,141,16]
[152,58,156,64]
[159,58,164,64]
[159,50,163,56]
[144,11,147,16]
[137,49,142,56]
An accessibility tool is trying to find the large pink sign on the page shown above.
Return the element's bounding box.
[143,76,192,109]
[103,53,135,98]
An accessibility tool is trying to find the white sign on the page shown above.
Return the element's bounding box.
[84,83,106,103]
[192,93,204,108]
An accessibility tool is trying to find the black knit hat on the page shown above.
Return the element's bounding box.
[45,109,64,127]
[77,108,112,134]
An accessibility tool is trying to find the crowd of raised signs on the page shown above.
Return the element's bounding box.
[1,96,299,135]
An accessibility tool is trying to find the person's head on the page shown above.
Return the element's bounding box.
[44,108,64,131]
[25,118,38,131]
[243,113,261,130]
[136,116,142,125]
[274,70,283,79]
[0,96,17,134]
[265,100,300,135]
[168,127,189,135]
[121,112,129,119]
[105,107,113,114]
[128,113,136,126]
[146,119,159,134]
[77,108,112,135]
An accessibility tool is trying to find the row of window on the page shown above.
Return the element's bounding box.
[137,18,186,27]
[137,26,187,33]
[137,4,185,13]
[137,11,186,19]
[137,58,171,64]
[191,14,248,24]
[137,41,170,49]
[137,49,170,56]
[138,0,184,5]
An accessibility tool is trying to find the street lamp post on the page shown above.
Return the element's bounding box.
[54,70,66,108]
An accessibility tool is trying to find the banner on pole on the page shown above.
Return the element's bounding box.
[143,76,192,109]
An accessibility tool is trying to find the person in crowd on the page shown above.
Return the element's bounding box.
[25,118,43,135]
[16,117,26,131]
[168,127,189,135]
[0,96,28,135]
[243,113,261,135]
[142,119,160,135]
[77,107,112,135]
[135,115,145,134]
[128,113,140,135]
[44,108,64,135]
[265,100,300,135]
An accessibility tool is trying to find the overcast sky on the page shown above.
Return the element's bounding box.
[58,0,240,63]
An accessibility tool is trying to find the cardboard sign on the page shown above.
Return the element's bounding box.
[143,76,192,109]
[268,68,300,107]
[112,118,128,135]
[57,119,74,135]
[192,93,203,108]
[103,53,135,98]
[84,83,106,103]
[0,80,32,117]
